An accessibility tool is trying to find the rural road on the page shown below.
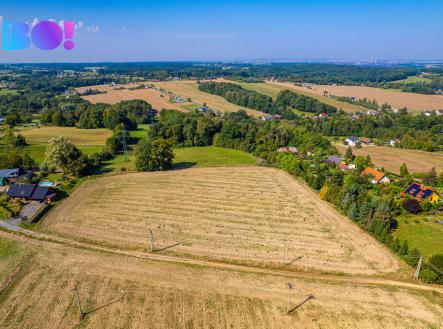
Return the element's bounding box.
[3,227,443,296]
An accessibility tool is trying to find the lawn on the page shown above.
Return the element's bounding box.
[393,213,443,258]
[102,146,256,174]
[173,146,256,167]
[0,89,19,95]
[128,124,151,139]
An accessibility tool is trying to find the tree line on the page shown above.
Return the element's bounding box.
[198,82,337,117]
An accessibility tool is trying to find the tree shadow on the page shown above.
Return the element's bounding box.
[154,242,180,253]
[172,162,197,170]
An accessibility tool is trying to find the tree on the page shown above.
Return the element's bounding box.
[135,138,174,172]
[399,163,409,177]
[402,199,421,214]
[44,136,90,177]
[345,146,354,161]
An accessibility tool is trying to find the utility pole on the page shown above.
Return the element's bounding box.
[149,230,154,253]
[73,286,84,320]
[122,128,128,162]
[414,256,424,280]
[287,282,294,313]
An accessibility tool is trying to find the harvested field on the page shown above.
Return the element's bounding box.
[76,84,189,111]
[42,167,400,275]
[153,80,266,117]
[16,126,112,145]
[336,144,443,174]
[0,233,442,329]
[273,82,443,112]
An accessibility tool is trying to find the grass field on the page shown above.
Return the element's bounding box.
[335,144,443,174]
[0,89,19,95]
[13,126,111,163]
[41,167,400,275]
[1,233,441,329]
[282,82,443,112]
[393,213,443,258]
[224,79,365,113]
[76,83,191,112]
[174,146,256,167]
[391,76,433,84]
[153,80,266,117]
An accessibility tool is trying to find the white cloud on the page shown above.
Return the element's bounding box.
[87,25,99,33]
[31,18,39,27]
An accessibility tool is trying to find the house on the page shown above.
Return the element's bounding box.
[0,168,20,186]
[325,155,344,166]
[401,183,440,203]
[361,167,390,184]
[197,106,210,113]
[388,138,400,147]
[348,163,356,170]
[436,109,443,116]
[278,146,298,154]
[7,184,57,204]
[260,115,273,121]
[338,163,349,171]
[360,137,372,145]
[367,110,380,116]
[273,114,282,120]
[318,113,328,118]
[345,136,359,147]
[424,111,432,117]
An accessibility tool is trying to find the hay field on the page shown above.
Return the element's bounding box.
[16,126,112,145]
[153,80,266,117]
[1,232,442,329]
[336,144,443,174]
[219,79,365,113]
[274,82,443,112]
[42,167,400,275]
[76,84,189,112]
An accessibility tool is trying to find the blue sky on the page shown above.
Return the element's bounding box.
[0,0,442,63]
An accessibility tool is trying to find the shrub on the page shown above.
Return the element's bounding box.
[402,199,421,214]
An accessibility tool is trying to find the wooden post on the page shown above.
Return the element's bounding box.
[73,286,84,320]
[149,230,154,253]
[287,283,294,313]
[414,256,424,280]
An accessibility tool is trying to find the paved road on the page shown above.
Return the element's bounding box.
[0,218,21,232]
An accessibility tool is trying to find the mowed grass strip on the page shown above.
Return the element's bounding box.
[42,167,400,275]
[1,233,441,329]
[174,146,256,167]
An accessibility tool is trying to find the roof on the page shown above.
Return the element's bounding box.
[347,136,359,142]
[360,137,372,143]
[7,184,36,198]
[326,155,343,165]
[338,163,349,171]
[361,167,386,182]
[402,183,437,201]
[31,186,50,201]
[0,168,19,177]
[6,184,53,200]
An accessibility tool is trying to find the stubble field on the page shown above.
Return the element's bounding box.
[336,144,443,174]
[42,167,399,275]
[274,82,443,112]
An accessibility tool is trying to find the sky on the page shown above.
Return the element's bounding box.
[0,0,442,63]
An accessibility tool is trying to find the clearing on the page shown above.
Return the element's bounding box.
[276,82,443,112]
[335,144,443,174]
[42,166,400,275]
